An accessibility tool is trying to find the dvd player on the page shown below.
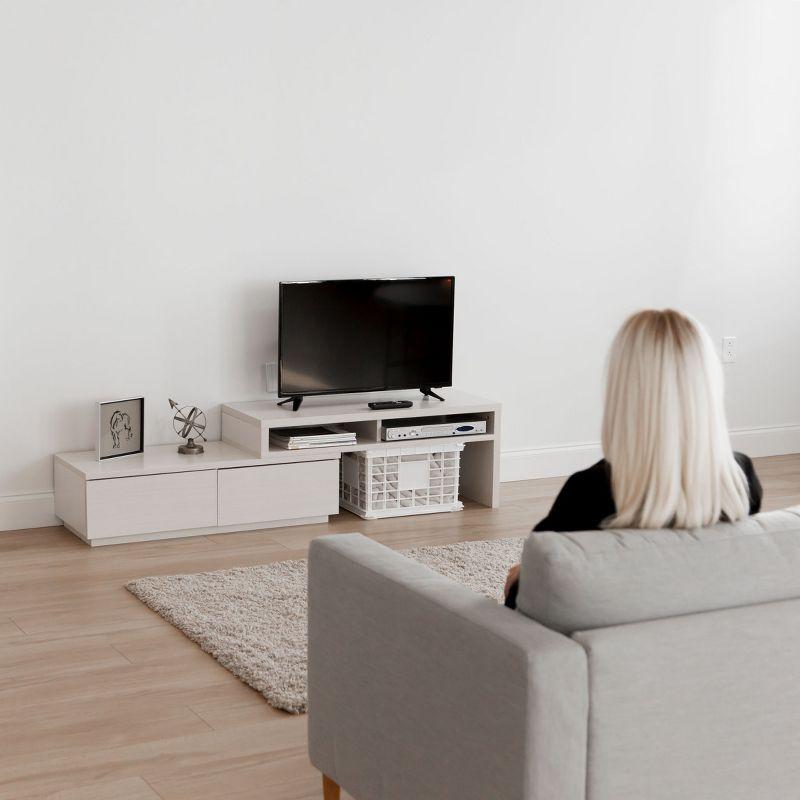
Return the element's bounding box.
[380,416,487,441]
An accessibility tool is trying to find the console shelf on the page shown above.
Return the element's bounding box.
[264,432,496,458]
[54,389,501,546]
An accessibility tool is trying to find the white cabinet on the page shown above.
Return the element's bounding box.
[54,389,500,546]
[53,444,343,546]
[218,460,339,526]
[86,471,218,541]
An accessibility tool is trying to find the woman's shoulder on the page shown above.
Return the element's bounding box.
[733,451,762,515]
[565,458,611,487]
[554,459,613,501]
[733,450,759,485]
[533,459,614,532]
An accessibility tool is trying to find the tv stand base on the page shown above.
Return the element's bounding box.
[277,395,304,411]
[420,388,445,401]
[53,389,501,547]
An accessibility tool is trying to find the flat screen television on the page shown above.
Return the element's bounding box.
[278,277,454,407]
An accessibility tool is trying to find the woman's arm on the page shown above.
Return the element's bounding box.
[504,563,520,597]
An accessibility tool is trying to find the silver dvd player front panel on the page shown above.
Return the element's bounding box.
[380,420,487,441]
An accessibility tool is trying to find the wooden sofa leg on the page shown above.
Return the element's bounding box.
[322,774,340,800]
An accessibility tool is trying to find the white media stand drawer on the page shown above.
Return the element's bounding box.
[218,459,339,526]
[86,470,218,540]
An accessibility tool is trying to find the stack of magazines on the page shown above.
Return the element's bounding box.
[269,425,357,450]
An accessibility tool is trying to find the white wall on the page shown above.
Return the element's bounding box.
[3,0,800,529]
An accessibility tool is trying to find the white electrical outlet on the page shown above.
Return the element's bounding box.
[722,336,736,364]
[264,362,279,393]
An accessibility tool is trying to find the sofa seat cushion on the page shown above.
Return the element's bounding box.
[516,506,800,633]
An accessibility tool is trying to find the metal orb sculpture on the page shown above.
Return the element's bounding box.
[169,398,207,455]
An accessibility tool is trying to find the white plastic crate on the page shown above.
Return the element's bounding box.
[339,442,465,520]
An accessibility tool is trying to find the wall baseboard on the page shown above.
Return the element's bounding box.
[501,441,603,482]
[2,424,799,532]
[728,423,800,458]
[500,423,800,483]
[0,492,58,532]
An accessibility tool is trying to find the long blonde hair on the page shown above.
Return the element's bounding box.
[602,309,749,529]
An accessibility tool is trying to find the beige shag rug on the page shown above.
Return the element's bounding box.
[126,536,524,714]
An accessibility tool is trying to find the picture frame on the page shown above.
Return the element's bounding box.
[96,397,145,461]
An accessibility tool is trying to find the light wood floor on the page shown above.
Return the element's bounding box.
[1,454,798,800]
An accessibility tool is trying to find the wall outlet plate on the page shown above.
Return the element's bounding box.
[264,362,278,393]
[722,336,736,364]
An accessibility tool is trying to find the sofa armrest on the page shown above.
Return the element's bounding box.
[308,534,588,800]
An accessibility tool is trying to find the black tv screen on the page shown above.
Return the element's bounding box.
[278,277,454,397]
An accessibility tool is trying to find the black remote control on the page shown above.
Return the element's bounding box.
[368,400,414,410]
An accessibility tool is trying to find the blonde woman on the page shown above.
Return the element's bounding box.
[504,309,762,608]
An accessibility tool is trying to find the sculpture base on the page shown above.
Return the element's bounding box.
[178,438,204,455]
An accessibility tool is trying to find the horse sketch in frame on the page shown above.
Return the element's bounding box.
[97,397,145,461]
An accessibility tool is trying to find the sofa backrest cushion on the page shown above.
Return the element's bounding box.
[516,506,800,633]
[573,598,800,800]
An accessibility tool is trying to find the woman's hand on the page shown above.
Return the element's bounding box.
[504,563,521,599]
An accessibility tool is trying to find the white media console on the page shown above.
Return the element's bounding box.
[53,390,501,546]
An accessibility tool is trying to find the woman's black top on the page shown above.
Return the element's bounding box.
[505,452,762,609]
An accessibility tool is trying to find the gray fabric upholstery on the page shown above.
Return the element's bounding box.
[574,598,800,800]
[517,506,800,632]
[308,533,588,800]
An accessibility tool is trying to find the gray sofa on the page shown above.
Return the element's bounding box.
[308,507,800,800]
